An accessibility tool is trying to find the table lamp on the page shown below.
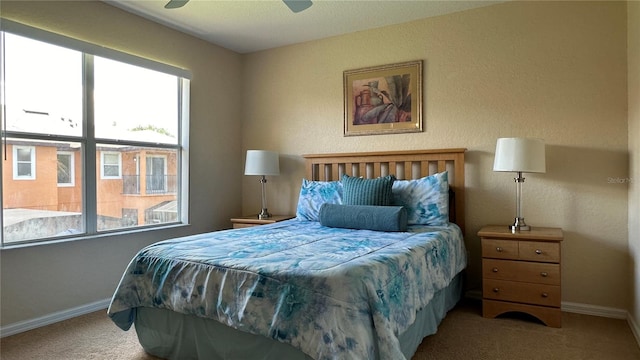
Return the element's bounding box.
[493,137,546,231]
[244,150,280,219]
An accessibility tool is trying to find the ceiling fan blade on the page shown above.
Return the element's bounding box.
[165,0,189,9]
[282,0,313,13]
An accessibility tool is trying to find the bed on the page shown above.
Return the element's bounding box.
[108,148,467,360]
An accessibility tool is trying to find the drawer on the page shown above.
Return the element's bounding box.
[483,259,560,285]
[483,279,560,307]
[482,239,518,260]
[519,241,560,263]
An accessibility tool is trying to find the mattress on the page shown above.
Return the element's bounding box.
[108,219,467,360]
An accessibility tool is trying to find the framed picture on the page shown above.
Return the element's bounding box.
[343,60,422,136]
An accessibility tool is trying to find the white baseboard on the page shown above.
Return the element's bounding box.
[464,289,482,300]
[561,301,628,319]
[465,292,629,319]
[627,312,640,348]
[562,302,640,347]
[0,298,111,338]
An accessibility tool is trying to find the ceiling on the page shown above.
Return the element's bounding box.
[105,0,502,54]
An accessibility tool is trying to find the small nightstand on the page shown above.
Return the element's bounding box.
[230,215,295,229]
[478,225,564,327]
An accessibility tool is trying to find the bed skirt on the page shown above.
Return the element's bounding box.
[133,272,464,360]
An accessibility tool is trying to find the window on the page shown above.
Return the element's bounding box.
[146,155,168,193]
[57,152,75,186]
[1,21,190,246]
[101,152,122,179]
[13,146,35,180]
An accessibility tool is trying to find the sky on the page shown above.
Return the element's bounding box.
[4,33,178,144]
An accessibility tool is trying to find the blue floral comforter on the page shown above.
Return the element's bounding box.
[108,219,466,360]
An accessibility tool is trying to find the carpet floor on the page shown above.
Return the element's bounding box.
[1,299,639,359]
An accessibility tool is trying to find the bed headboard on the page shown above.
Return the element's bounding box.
[302,149,466,235]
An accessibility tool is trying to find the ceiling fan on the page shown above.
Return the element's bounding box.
[164,0,313,13]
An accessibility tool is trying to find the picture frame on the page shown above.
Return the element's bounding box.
[343,60,422,136]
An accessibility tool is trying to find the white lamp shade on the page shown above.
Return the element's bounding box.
[244,150,280,176]
[493,137,546,173]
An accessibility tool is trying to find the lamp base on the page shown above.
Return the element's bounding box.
[509,217,531,232]
[258,208,272,219]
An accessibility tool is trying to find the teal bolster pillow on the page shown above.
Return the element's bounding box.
[342,174,395,206]
[319,204,408,232]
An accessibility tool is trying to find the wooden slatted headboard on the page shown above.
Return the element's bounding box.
[303,149,466,234]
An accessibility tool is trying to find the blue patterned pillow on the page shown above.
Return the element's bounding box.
[341,174,395,206]
[296,179,343,221]
[392,171,449,226]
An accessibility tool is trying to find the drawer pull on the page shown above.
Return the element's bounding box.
[540,272,549,277]
[492,267,499,273]
[496,247,503,252]
[492,288,500,293]
[541,292,548,298]
[535,249,542,255]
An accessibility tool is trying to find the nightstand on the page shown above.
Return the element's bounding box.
[230,215,295,229]
[478,225,564,327]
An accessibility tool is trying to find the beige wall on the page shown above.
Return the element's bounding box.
[242,1,630,310]
[628,0,640,332]
[0,1,243,326]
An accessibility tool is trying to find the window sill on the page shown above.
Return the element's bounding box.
[0,222,191,250]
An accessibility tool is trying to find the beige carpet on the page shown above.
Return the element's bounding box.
[1,299,639,360]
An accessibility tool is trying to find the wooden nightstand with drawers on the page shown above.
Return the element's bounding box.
[230,215,295,229]
[478,225,564,327]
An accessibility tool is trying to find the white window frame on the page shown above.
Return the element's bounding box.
[101,151,122,179]
[0,20,191,247]
[57,151,75,186]
[12,146,36,180]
